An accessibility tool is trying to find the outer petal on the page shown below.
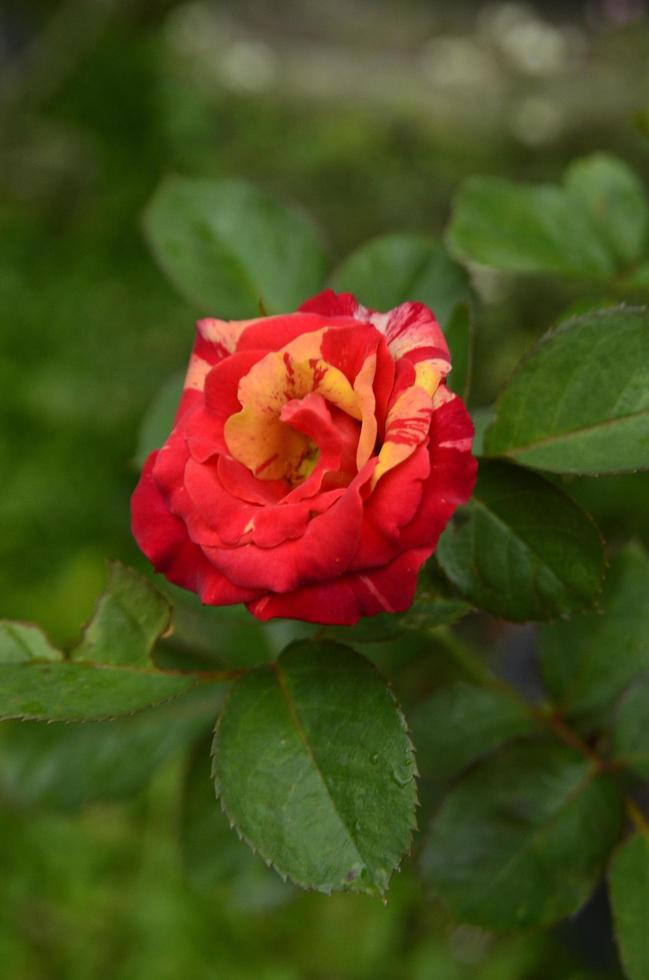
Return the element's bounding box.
[247,547,430,625]
[131,453,260,605]
[399,390,477,551]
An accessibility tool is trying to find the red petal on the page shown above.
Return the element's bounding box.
[131,454,259,604]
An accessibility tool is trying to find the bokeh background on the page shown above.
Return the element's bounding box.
[1,1,648,977]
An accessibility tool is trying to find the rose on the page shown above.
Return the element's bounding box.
[131,290,477,625]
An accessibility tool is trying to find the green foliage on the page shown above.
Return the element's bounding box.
[484,308,649,475]
[4,15,649,969]
[330,233,473,327]
[564,155,649,267]
[539,544,649,727]
[609,830,649,980]
[0,686,221,810]
[71,560,171,667]
[143,176,326,318]
[422,740,623,930]
[213,641,416,895]
[444,302,473,402]
[0,621,62,664]
[447,154,649,279]
[134,369,184,466]
[437,461,605,621]
[410,682,538,780]
[0,563,199,720]
[182,740,293,910]
[610,675,649,778]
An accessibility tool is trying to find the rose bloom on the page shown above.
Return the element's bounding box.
[131,290,476,625]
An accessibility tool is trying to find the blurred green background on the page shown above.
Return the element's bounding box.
[1,1,648,977]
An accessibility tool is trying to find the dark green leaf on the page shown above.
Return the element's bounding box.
[564,154,648,267]
[0,685,221,810]
[213,640,417,895]
[445,303,473,402]
[144,176,326,317]
[484,308,649,475]
[410,682,537,780]
[437,462,605,622]
[610,674,649,779]
[422,740,623,929]
[330,233,473,328]
[540,545,649,725]
[71,560,171,667]
[447,167,619,278]
[134,370,184,467]
[609,831,649,980]
[182,740,292,910]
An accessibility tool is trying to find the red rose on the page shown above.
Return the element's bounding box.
[131,290,477,625]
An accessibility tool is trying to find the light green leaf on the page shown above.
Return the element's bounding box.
[564,154,648,267]
[484,308,649,475]
[540,544,649,726]
[422,740,623,929]
[0,661,198,722]
[445,302,473,402]
[182,739,293,910]
[0,622,62,664]
[144,176,326,317]
[330,233,473,328]
[609,831,649,980]
[610,673,649,779]
[436,461,605,622]
[213,640,417,895]
[134,370,184,466]
[447,175,614,278]
[0,685,221,810]
[410,682,537,780]
[71,560,171,667]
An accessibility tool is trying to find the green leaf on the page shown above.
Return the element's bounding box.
[421,739,623,930]
[470,405,495,456]
[134,370,184,466]
[0,564,199,721]
[609,831,649,980]
[0,685,221,810]
[564,154,648,267]
[436,461,605,622]
[213,640,417,895]
[447,156,648,278]
[410,682,537,780]
[447,176,614,278]
[610,674,649,779]
[182,739,293,910]
[484,308,649,475]
[144,176,326,317]
[330,233,473,328]
[71,560,171,667]
[0,661,198,722]
[444,302,473,402]
[0,622,62,664]
[539,544,649,725]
